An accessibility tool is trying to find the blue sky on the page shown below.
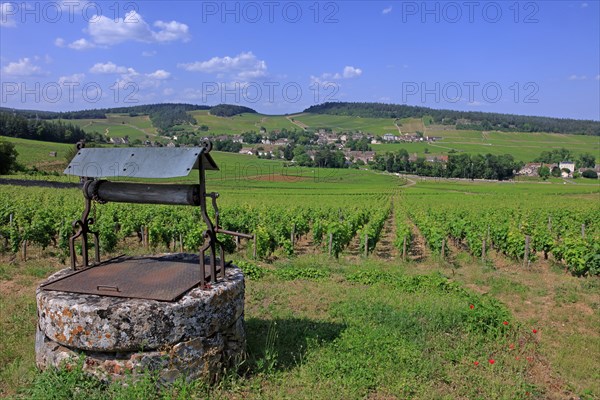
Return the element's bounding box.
[1,1,598,119]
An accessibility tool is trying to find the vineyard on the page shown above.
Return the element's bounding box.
[397,188,600,276]
[1,178,598,276]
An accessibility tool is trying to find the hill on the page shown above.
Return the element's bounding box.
[304,102,600,136]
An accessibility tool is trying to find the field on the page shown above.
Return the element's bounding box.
[14,109,598,164]
[186,110,298,134]
[0,136,72,167]
[375,130,600,162]
[1,154,599,399]
[63,114,158,141]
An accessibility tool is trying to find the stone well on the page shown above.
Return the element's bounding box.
[35,257,245,383]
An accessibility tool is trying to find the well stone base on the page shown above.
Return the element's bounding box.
[35,257,245,383]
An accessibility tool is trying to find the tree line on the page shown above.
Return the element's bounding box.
[372,150,521,180]
[0,112,86,143]
[304,102,600,136]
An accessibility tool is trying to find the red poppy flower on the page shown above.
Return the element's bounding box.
[489,359,495,364]
[509,343,515,350]
[503,321,509,325]
[532,329,537,333]
[474,361,479,366]
[515,356,520,361]
[470,304,474,309]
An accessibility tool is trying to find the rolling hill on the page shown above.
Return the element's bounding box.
[2,102,599,164]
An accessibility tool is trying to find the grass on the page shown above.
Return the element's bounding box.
[374,130,600,162]
[65,114,158,141]
[0,136,72,167]
[186,110,298,134]
[0,253,539,399]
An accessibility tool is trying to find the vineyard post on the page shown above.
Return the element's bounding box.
[402,236,407,261]
[487,225,491,248]
[22,239,27,261]
[523,235,530,268]
[235,235,240,252]
[144,226,149,248]
[328,233,333,256]
[179,233,183,252]
[482,236,486,262]
[364,233,368,258]
[291,224,295,249]
[581,224,585,239]
[253,232,257,259]
[548,216,552,232]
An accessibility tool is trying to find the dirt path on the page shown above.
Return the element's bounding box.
[294,232,318,256]
[407,220,430,262]
[344,230,363,260]
[286,114,309,130]
[374,210,397,260]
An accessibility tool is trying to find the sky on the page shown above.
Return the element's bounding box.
[0,0,599,120]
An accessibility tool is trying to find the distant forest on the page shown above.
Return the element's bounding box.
[304,102,600,136]
[0,112,87,143]
[0,103,257,133]
[209,104,257,117]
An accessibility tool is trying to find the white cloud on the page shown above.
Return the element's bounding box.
[142,50,157,57]
[568,74,588,80]
[2,58,45,76]
[581,2,588,8]
[178,51,268,80]
[152,20,190,42]
[342,66,363,78]
[55,37,66,47]
[311,65,363,84]
[86,11,189,46]
[163,88,175,96]
[595,75,600,80]
[58,73,85,84]
[90,62,133,74]
[382,6,393,14]
[146,69,171,80]
[0,2,17,27]
[69,38,96,50]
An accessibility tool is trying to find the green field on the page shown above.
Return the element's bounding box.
[64,114,158,141]
[185,110,297,134]
[13,109,597,164]
[374,130,600,162]
[290,113,400,135]
[0,136,72,167]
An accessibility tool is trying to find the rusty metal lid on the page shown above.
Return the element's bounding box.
[64,147,218,178]
[41,255,218,302]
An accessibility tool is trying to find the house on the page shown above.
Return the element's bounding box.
[518,163,542,176]
[345,151,376,164]
[383,133,397,142]
[273,138,289,146]
[239,147,254,155]
[232,135,243,143]
[109,137,129,145]
[559,161,576,177]
[425,155,448,163]
[48,151,57,157]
